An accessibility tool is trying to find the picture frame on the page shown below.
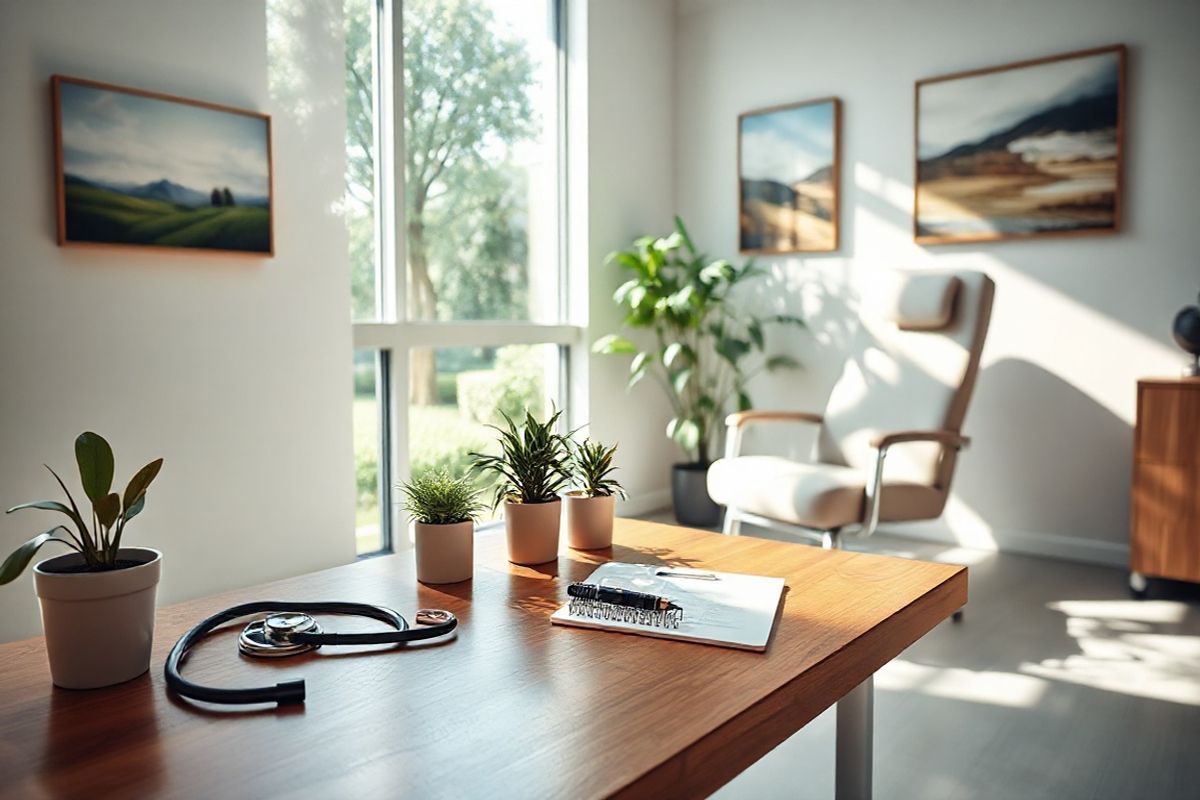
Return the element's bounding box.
[738,96,841,254]
[52,75,274,256]
[914,44,1126,245]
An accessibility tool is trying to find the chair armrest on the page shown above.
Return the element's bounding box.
[869,430,970,451]
[725,410,824,430]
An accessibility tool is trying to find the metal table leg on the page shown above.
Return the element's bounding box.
[835,675,873,800]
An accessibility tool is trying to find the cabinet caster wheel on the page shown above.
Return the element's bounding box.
[952,609,964,623]
[1129,571,1148,599]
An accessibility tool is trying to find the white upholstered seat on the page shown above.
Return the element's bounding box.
[707,455,946,531]
[708,269,994,545]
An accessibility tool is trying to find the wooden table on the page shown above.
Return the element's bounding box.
[0,519,966,799]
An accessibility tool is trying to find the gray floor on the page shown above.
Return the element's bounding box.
[638,512,1200,800]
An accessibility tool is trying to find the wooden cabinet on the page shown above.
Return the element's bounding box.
[1130,378,1200,585]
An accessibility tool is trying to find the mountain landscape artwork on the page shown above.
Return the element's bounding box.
[739,97,840,253]
[915,45,1124,244]
[53,76,272,254]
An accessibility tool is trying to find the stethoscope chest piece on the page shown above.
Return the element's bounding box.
[239,612,323,658]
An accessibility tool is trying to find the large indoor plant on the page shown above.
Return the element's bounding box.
[593,216,803,526]
[399,469,484,584]
[1,432,164,689]
[564,438,626,550]
[471,408,570,565]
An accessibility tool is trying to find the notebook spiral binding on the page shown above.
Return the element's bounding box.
[568,598,683,629]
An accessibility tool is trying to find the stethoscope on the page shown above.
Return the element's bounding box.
[164,601,458,706]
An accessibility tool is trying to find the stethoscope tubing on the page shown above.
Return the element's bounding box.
[164,600,457,706]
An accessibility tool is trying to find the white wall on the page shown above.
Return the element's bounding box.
[0,0,355,642]
[675,0,1200,565]
[572,0,679,513]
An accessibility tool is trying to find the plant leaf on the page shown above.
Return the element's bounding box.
[748,320,764,350]
[663,342,685,368]
[672,419,701,453]
[716,336,751,365]
[96,492,121,529]
[123,458,164,510]
[738,391,753,412]
[6,500,74,516]
[0,528,70,585]
[672,368,693,395]
[75,431,114,505]
[592,334,637,355]
[629,285,647,309]
[771,313,808,328]
[674,216,697,255]
[628,351,651,389]
[766,354,801,370]
[699,259,733,284]
[612,279,639,305]
[124,493,146,522]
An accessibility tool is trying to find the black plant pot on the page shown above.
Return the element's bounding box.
[671,463,722,528]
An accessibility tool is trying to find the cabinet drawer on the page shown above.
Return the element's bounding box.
[1136,382,1200,465]
[1131,462,1200,582]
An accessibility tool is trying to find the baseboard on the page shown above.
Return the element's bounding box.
[881,521,1130,569]
[618,488,672,517]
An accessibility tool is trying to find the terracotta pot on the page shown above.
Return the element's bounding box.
[414,521,474,584]
[565,493,616,550]
[503,500,561,565]
[33,547,162,690]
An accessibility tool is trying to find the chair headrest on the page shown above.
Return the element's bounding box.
[865,272,962,331]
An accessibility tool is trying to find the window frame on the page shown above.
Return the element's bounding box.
[353,0,580,556]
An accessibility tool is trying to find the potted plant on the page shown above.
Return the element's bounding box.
[564,438,626,550]
[593,216,804,526]
[1,432,164,689]
[471,408,570,565]
[399,470,484,584]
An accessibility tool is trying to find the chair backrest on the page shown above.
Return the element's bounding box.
[815,270,995,489]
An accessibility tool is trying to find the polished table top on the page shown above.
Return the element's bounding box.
[0,519,966,799]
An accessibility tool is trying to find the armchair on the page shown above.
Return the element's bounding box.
[708,270,994,555]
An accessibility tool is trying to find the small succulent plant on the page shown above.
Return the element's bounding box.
[569,438,626,499]
[398,470,485,525]
[470,408,571,509]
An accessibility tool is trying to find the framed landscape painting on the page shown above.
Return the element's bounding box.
[738,97,841,253]
[52,75,273,255]
[915,45,1125,245]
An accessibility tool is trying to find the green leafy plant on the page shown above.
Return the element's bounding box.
[1,432,164,584]
[398,470,485,525]
[593,216,805,465]
[568,438,627,499]
[470,408,571,510]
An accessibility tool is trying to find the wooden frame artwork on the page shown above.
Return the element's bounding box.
[914,44,1126,245]
[738,96,841,254]
[52,75,274,256]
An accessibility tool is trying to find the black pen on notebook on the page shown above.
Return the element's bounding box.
[567,582,681,612]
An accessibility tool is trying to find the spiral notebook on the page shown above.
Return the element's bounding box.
[550,562,786,652]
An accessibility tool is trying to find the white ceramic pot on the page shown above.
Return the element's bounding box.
[565,493,616,550]
[503,500,561,565]
[414,521,474,584]
[33,547,162,690]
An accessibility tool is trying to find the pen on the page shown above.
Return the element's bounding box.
[567,583,681,612]
[656,569,719,581]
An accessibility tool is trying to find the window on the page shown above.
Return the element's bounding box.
[347,0,575,555]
